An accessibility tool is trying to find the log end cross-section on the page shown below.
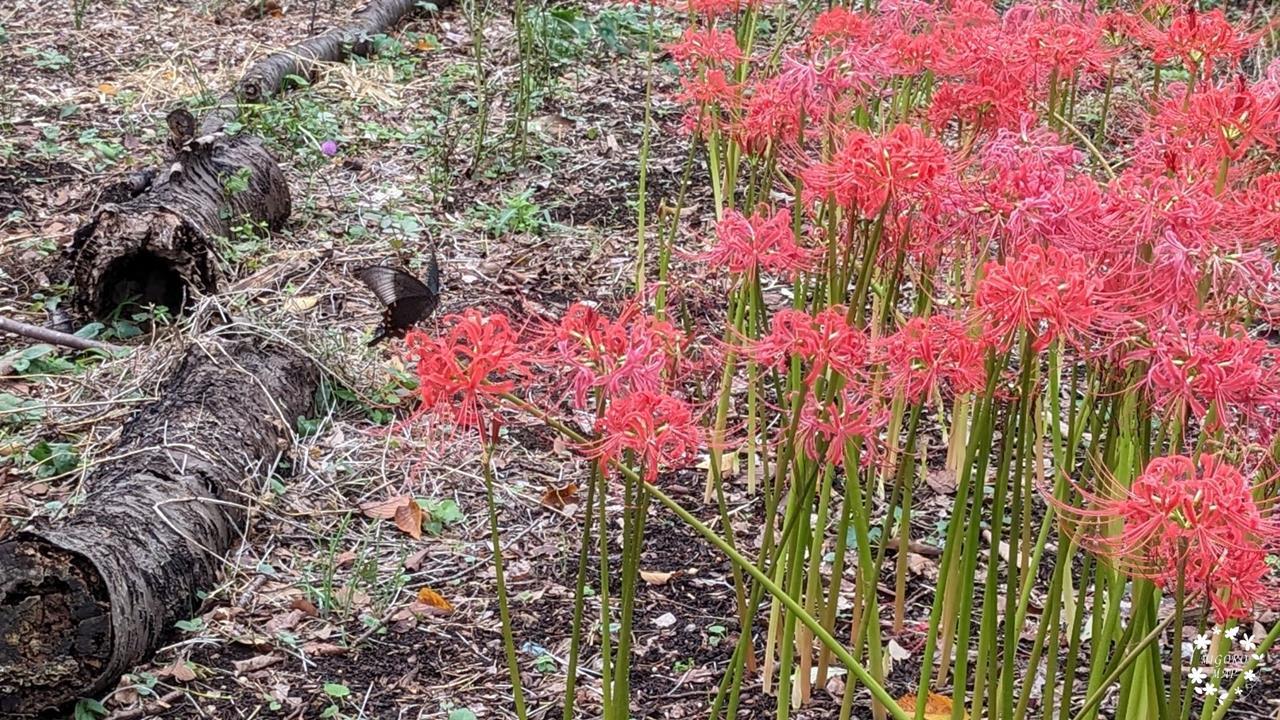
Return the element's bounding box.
[0,339,318,716]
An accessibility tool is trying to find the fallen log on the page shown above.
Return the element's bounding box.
[67,0,428,319]
[0,338,319,716]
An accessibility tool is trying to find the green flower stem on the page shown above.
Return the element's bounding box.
[561,464,600,720]
[498,394,908,720]
[1071,604,1179,720]
[481,435,528,720]
[642,481,912,720]
[1209,620,1280,720]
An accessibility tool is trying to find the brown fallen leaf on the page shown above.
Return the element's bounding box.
[168,660,196,683]
[394,501,424,540]
[925,468,958,494]
[302,642,348,657]
[265,608,304,635]
[290,596,319,617]
[97,82,118,96]
[232,654,283,674]
[361,495,423,539]
[540,482,578,510]
[416,587,454,613]
[283,295,318,314]
[361,494,412,519]
[896,692,966,720]
[404,547,430,571]
[640,569,675,586]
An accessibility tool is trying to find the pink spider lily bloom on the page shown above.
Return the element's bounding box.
[698,207,817,279]
[587,391,704,482]
[544,303,683,410]
[405,310,530,428]
[1049,454,1279,623]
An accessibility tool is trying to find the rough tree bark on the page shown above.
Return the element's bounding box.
[0,339,319,716]
[68,0,427,318]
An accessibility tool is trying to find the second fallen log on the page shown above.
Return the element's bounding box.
[0,338,319,716]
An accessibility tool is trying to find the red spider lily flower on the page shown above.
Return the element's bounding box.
[673,0,761,19]
[732,57,868,152]
[405,310,530,428]
[1156,76,1280,162]
[1051,454,1279,622]
[668,27,743,69]
[1232,172,1280,244]
[1132,7,1258,77]
[677,68,741,110]
[746,307,869,384]
[544,303,683,410]
[588,391,703,482]
[1133,322,1280,429]
[974,245,1103,350]
[809,6,870,47]
[802,124,949,215]
[875,315,987,403]
[698,207,817,279]
[796,388,887,468]
[1026,15,1111,76]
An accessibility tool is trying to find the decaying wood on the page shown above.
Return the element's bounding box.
[68,0,432,319]
[201,0,423,135]
[0,339,318,715]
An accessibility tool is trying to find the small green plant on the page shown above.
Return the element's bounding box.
[76,129,125,165]
[0,393,44,427]
[421,497,465,535]
[320,682,351,719]
[222,167,252,196]
[534,653,557,674]
[32,48,71,70]
[25,441,79,479]
[174,617,204,633]
[706,623,728,647]
[72,699,107,720]
[477,189,548,237]
[217,217,272,273]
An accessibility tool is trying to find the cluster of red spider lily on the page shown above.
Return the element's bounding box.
[399,1,1280,717]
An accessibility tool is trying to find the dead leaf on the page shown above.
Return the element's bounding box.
[394,501,424,540]
[925,468,958,494]
[907,553,939,580]
[540,482,578,510]
[416,587,454,613]
[168,660,196,683]
[404,547,430,571]
[361,494,412,519]
[290,596,318,617]
[232,654,282,674]
[640,570,674,586]
[362,495,423,539]
[283,295,318,313]
[653,612,677,628]
[97,82,117,96]
[302,642,347,657]
[896,692,966,720]
[265,609,304,635]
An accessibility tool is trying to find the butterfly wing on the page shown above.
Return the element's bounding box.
[358,262,442,344]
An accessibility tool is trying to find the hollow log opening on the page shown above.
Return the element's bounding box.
[0,541,110,715]
[96,250,190,317]
[0,339,318,715]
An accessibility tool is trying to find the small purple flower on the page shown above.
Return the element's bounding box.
[320,140,339,157]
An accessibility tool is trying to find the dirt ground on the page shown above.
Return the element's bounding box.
[1,1,1278,719]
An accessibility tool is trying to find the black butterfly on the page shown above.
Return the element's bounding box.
[357,253,441,346]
